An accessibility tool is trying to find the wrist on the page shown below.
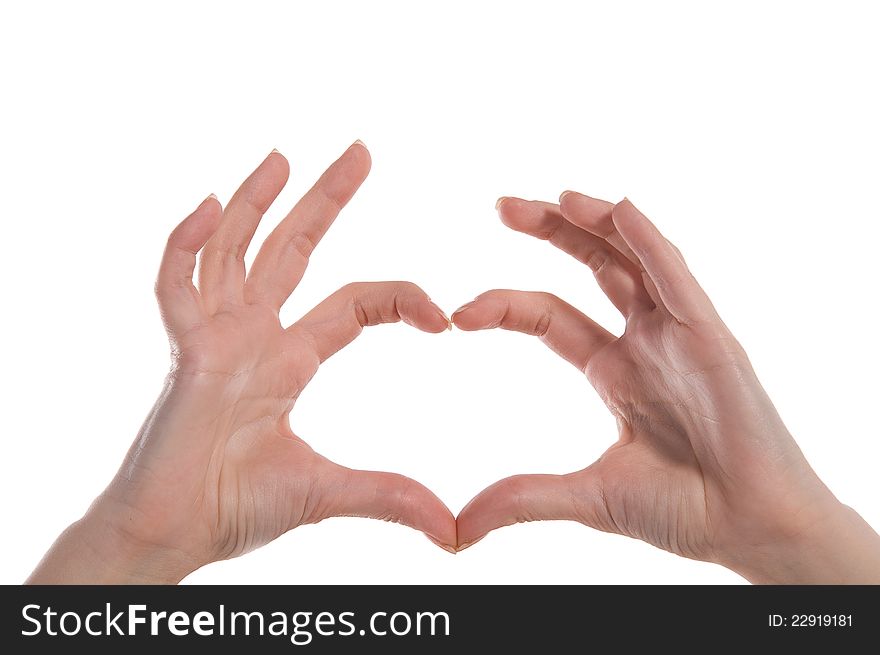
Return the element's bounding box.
[727,499,880,584]
[27,498,199,584]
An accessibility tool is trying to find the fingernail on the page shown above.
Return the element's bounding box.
[270,148,280,155]
[495,197,508,211]
[353,139,367,148]
[430,302,453,331]
[616,197,643,218]
[451,300,477,318]
[455,535,486,553]
[559,190,575,203]
[206,193,217,201]
[426,535,457,554]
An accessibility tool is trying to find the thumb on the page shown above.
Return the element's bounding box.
[456,469,607,551]
[315,462,457,553]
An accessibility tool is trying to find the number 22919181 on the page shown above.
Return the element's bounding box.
[769,614,852,627]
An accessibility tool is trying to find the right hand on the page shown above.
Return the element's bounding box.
[28,143,456,584]
[453,192,880,583]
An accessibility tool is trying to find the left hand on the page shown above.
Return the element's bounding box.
[451,192,880,583]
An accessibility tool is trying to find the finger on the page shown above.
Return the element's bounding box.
[496,197,653,316]
[612,198,717,324]
[292,281,450,363]
[558,191,640,266]
[558,190,664,307]
[456,471,603,550]
[245,141,372,309]
[318,462,458,551]
[155,194,223,335]
[451,290,614,372]
[198,150,290,311]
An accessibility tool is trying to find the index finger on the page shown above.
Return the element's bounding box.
[245,141,372,309]
[290,281,451,364]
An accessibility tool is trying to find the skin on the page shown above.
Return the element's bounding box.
[27,143,457,584]
[28,150,880,584]
[452,193,880,583]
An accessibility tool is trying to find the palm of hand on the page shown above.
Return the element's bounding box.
[162,305,319,560]
[579,316,718,559]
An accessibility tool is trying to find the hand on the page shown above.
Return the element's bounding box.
[452,192,880,583]
[28,143,456,583]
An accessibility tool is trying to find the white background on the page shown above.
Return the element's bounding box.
[1,1,878,584]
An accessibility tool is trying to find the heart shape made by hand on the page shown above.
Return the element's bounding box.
[99,143,824,583]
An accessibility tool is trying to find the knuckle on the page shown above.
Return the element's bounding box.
[391,475,417,505]
[536,291,561,307]
[584,248,610,274]
[533,310,551,337]
[339,281,362,295]
[204,242,245,264]
[288,231,317,261]
[396,280,421,294]
[354,303,371,328]
[497,477,528,517]
[318,188,344,215]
